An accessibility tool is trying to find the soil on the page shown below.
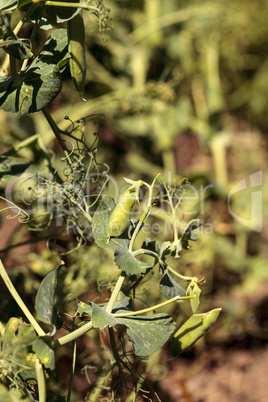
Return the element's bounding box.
[160,346,268,402]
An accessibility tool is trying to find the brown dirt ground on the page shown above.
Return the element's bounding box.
[160,346,268,402]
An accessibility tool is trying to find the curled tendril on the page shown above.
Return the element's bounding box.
[0,197,29,223]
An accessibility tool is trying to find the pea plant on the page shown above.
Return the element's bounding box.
[0,1,221,401]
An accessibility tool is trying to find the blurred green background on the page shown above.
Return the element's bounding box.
[1,0,268,400]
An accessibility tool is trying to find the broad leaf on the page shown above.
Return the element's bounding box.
[160,272,185,300]
[32,336,55,370]
[119,313,176,356]
[170,308,222,356]
[18,0,81,24]
[35,262,63,332]
[91,303,118,329]
[114,244,152,275]
[0,29,68,114]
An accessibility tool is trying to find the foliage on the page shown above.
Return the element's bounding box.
[1,0,267,400]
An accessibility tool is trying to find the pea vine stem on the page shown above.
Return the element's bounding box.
[129,173,160,253]
[0,259,46,336]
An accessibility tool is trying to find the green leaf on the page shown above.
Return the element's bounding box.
[188,280,201,313]
[91,303,118,329]
[77,301,92,317]
[0,0,17,11]
[18,0,81,24]
[160,273,185,300]
[0,29,68,114]
[32,336,55,370]
[170,308,222,356]
[78,291,131,318]
[35,262,63,331]
[118,313,176,356]
[114,244,152,275]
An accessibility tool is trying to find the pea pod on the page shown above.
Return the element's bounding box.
[170,308,221,356]
[67,12,86,92]
[107,179,144,241]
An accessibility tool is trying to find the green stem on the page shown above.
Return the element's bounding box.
[9,55,18,85]
[44,1,99,13]
[167,265,195,282]
[53,321,93,347]
[114,295,194,318]
[67,339,77,402]
[105,275,125,314]
[0,259,46,336]
[108,327,123,375]
[42,108,72,166]
[129,174,160,252]
[35,358,46,402]
[3,134,39,156]
[13,3,39,36]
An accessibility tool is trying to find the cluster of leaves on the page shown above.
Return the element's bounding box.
[0,1,224,401]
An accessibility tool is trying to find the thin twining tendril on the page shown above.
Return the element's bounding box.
[0,197,29,223]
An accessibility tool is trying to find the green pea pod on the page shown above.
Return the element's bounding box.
[107,179,144,241]
[170,308,221,356]
[67,12,86,92]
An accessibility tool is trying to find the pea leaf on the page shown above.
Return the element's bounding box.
[77,301,93,317]
[114,244,152,275]
[35,262,64,332]
[32,336,55,370]
[170,308,222,356]
[88,304,176,356]
[160,272,185,300]
[0,29,68,114]
[18,0,81,24]
[119,313,176,356]
[91,303,118,329]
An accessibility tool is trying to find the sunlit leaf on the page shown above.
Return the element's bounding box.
[0,29,68,114]
[170,308,222,356]
[18,0,81,24]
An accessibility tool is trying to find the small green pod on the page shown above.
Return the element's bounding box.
[107,180,143,240]
[67,12,86,92]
